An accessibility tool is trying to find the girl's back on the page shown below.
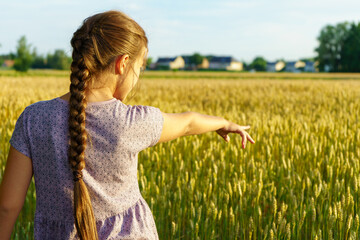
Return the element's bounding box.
[10,97,162,239]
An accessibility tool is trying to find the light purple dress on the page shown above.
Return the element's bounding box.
[9,97,164,239]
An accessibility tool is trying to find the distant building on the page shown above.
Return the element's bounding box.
[266,61,285,72]
[285,60,305,72]
[156,56,185,70]
[285,62,296,72]
[182,55,209,70]
[181,56,196,70]
[2,60,15,68]
[198,58,209,69]
[304,61,316,72]
[148,62,157,70]
[209,56,243,71]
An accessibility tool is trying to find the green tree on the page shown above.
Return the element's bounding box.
[47,49,71,70]
[189,52,204,66]
[14,36,33,72]
[242,61,249,71]
[250,56,267,71]
[146,57,153,69]
[300,57,315,62]
[0,43,3,67]
[31,48,47,69]
[315,22,351,72]
[340,22,360,72]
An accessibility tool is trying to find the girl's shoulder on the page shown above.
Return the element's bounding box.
[20,98,162,123]
[22,98,64,116]
[125,104,162,119]
[15,97,76,126]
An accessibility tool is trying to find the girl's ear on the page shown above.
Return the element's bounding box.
[115,54,130,75]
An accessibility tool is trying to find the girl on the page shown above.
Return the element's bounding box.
[0,10,255,240]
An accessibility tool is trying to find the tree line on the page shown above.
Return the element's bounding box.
[315,21,360,72]
[1,20,360,72]
[0,36,71,72]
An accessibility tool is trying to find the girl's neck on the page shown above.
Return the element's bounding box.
[59,89,116,103]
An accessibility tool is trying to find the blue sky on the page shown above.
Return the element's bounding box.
[1,0,359,63]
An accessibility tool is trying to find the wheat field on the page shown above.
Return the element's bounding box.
[1,70,360,239]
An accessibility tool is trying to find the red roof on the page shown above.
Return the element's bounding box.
[3,60,15,67]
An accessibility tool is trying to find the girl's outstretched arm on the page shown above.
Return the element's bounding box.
[0,146,33,240]
[158,112,255,148]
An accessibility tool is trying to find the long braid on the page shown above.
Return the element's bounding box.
[68,35,98,240]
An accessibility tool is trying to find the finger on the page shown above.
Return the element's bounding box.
[220,134,230,142]
[242,132,247,149]
[240,125,251,130]
[247,133,255,144]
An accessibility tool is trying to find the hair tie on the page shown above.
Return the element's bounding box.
[73,170,83,182]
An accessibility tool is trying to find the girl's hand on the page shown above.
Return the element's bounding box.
[216,121,255,149]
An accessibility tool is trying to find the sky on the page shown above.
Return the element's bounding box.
[1,0,360,63]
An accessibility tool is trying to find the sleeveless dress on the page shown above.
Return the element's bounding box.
[9,97,164,239]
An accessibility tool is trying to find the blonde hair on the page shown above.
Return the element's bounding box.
[68,10,148,239]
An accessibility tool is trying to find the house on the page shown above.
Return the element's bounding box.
[148,62,157,70]
[2,60,15,68]
[285,60,305,72]
[198,58,209,69]
[266,61,285,72]
[156,56,185,70]
[304,61,316,72]
[209,56,243,71]
[181,56,194,70]
[181,55,209,70]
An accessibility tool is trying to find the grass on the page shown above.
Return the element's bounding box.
[0,71,359,239]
